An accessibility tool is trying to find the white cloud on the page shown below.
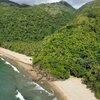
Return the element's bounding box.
[66,0,93,9]
[10,0,60,5]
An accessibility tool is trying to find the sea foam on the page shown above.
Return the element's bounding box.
[16,90,25,100]
[0,57,5,61]
[28,81,54,96]
[52,97,58,100]
[5,61,20,73]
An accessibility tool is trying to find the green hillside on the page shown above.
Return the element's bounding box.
[0,0,100,99]
[33,0,100,98]
[0,1,75,43]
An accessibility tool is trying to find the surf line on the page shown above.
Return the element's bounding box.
[16,90,25,100]
[0,57,5,61]
[29,81,54,96]
[5,61,20,73]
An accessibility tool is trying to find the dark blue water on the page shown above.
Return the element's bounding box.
[0,57,57,100]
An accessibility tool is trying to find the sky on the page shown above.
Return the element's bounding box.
[10,0,93,9]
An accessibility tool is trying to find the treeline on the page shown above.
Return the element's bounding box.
[0,41,36,56]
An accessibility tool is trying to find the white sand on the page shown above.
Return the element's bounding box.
[0,47,97,100]
[0,47,32,64]
[52,76,97,100]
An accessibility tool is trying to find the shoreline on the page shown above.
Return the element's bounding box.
[0,47,67,100]
[0,47,97,100]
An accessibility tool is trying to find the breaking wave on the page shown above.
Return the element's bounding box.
[28,81,54,96]
[16,90,25,100]
[5,61,20,73]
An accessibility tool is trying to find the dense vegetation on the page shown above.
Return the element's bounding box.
[0,0,100,99]
[0,1,74,43]
[33,0,100,98]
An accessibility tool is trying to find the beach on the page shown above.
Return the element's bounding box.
[0,47,97,100]
[51,77,97,100]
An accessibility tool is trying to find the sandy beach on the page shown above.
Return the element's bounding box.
[51,77,97,100]
[0,47,97,100]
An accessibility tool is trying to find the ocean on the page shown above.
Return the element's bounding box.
[0,57,57,100]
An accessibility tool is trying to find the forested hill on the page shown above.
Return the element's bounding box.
[0,1,75,43]
[0,0,100,99]
[33,0,100,98]
[33,0,100,77]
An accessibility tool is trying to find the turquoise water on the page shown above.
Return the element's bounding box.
[0,57,57,100]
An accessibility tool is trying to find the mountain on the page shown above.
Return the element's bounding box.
[73,0,100,40]
[59,0,73,8]
[0,1,75,43]
[0,0,21,6]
